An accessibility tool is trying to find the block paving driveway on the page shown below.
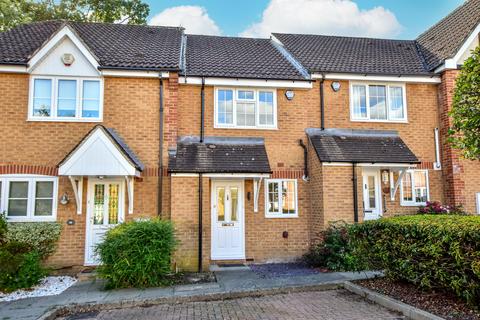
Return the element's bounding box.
[63,289,404,320]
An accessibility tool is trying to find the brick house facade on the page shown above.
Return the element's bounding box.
[0,0,478,271]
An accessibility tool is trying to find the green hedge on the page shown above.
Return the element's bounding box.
[6,222,62,258]
[350,215,480,304]
[96,218,177,289]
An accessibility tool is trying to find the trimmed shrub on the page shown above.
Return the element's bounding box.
[0,241,47,292]
[6,222,62,258]
[96,218,177,289]
[303,222,366,271]
[417,201,467,215]
[0,213,7,244]
[350,215,480,304]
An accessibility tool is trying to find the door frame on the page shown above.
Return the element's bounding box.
[210,179,245,260]
[362,169,382,220]
[84,177,125,265]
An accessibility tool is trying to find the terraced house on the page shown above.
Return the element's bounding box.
[0,0,478,271]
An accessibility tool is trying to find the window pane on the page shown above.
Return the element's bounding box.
[57,80,77,117]
[217,90,233,125]
[108,184,119,224]
[236,102,255,126]
[259,91,274,126]
[230,187,238,222]
[33,79,52,117]
[414,171,428,203]
[238,90,254,100]
[268,182,279,213]
[8,181,28,216]
[369,85,387,120]
[34,181,53,216]
[282,181,296,214]
[36,181,53,198]
[402,172,413,202]
[94,184,104,225]
[352,85,367,118]
[389,86,404,119]
[82,81,100,118]
[217,187,225,221]
[35,199,53,216]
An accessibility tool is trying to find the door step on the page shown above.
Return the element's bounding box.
[210,263,250,271]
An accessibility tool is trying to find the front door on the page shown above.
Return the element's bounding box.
[85,178,125,265]
[211,180,245,260]
[362,170,382,220]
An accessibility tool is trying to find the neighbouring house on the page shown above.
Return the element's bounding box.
[0,0,478,271]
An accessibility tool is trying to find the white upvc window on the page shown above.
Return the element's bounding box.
[265,179,298,218]
[215,88,277,129]
[350,82,407,122]
[400,170,429,206]
[29,76,103,121]
[0,175,58,222]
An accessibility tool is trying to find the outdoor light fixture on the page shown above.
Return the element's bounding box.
[285,90,295,100]
[331,81,341,92]
[60,193,70,205]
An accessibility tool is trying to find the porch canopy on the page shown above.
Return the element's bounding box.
[306,128,420,199]
[58,125,144,214]
[168,136,272,211]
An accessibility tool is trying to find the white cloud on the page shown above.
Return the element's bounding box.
[240,0,402,38]
[149,6,221,35]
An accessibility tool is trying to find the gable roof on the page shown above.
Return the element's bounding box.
[416,0,480,71]
[59,125,144,172]
[0,20,183,71]
[307,128,419,164]
[169,136,271,174]
[273,33,431,76]
[183,34,308,80]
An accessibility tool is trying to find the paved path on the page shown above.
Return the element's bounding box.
[59,290,403,320]
[0,270,382,320]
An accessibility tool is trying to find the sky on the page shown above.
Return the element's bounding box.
[145,0,464,39]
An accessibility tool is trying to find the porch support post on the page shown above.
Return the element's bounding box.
[68,176,83,214]
[125,176,134,214]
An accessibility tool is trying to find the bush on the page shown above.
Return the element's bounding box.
[350,215,480,304]
[0,212,7,244]
[0,241,47,292]
[96,218,177,289]
[6,222,62,258]
[417,201,466,215]
[303,222,366,271]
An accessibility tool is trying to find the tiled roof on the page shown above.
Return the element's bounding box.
[183,34,308,80]
[273,33,431,75]
[0,20,183,70]
[58,125,144,171]
[307,128,419,164]
[416,0,480,71]
[168,137,271,173]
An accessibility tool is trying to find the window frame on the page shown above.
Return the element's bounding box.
[28,76,103,122]
[400,169,429,206]
[214,87,277,130]
[264,179,298,218]
[0,175,58,222]
[349,82,408,123]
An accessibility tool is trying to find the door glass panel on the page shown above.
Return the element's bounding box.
[368,176,376,209]
[8,181,28,216]
[230,187,238,222]
[108,184,119,224]
[93,184,105,225]
[217,187,225,222]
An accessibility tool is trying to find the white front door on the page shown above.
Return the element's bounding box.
[85,178,125,265]
[211,180,245,260]
[362,170,382,220]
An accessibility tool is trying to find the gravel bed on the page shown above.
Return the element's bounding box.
[249,263,319,278]
[356,277,480,320]
[0,276,77,302]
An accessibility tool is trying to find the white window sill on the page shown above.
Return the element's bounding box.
[350,118,408,124]
[400,202,426,207]
[7,217,56,222]
[27,117,103,123]
[265,214,299,219]
[214,125,278,130]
